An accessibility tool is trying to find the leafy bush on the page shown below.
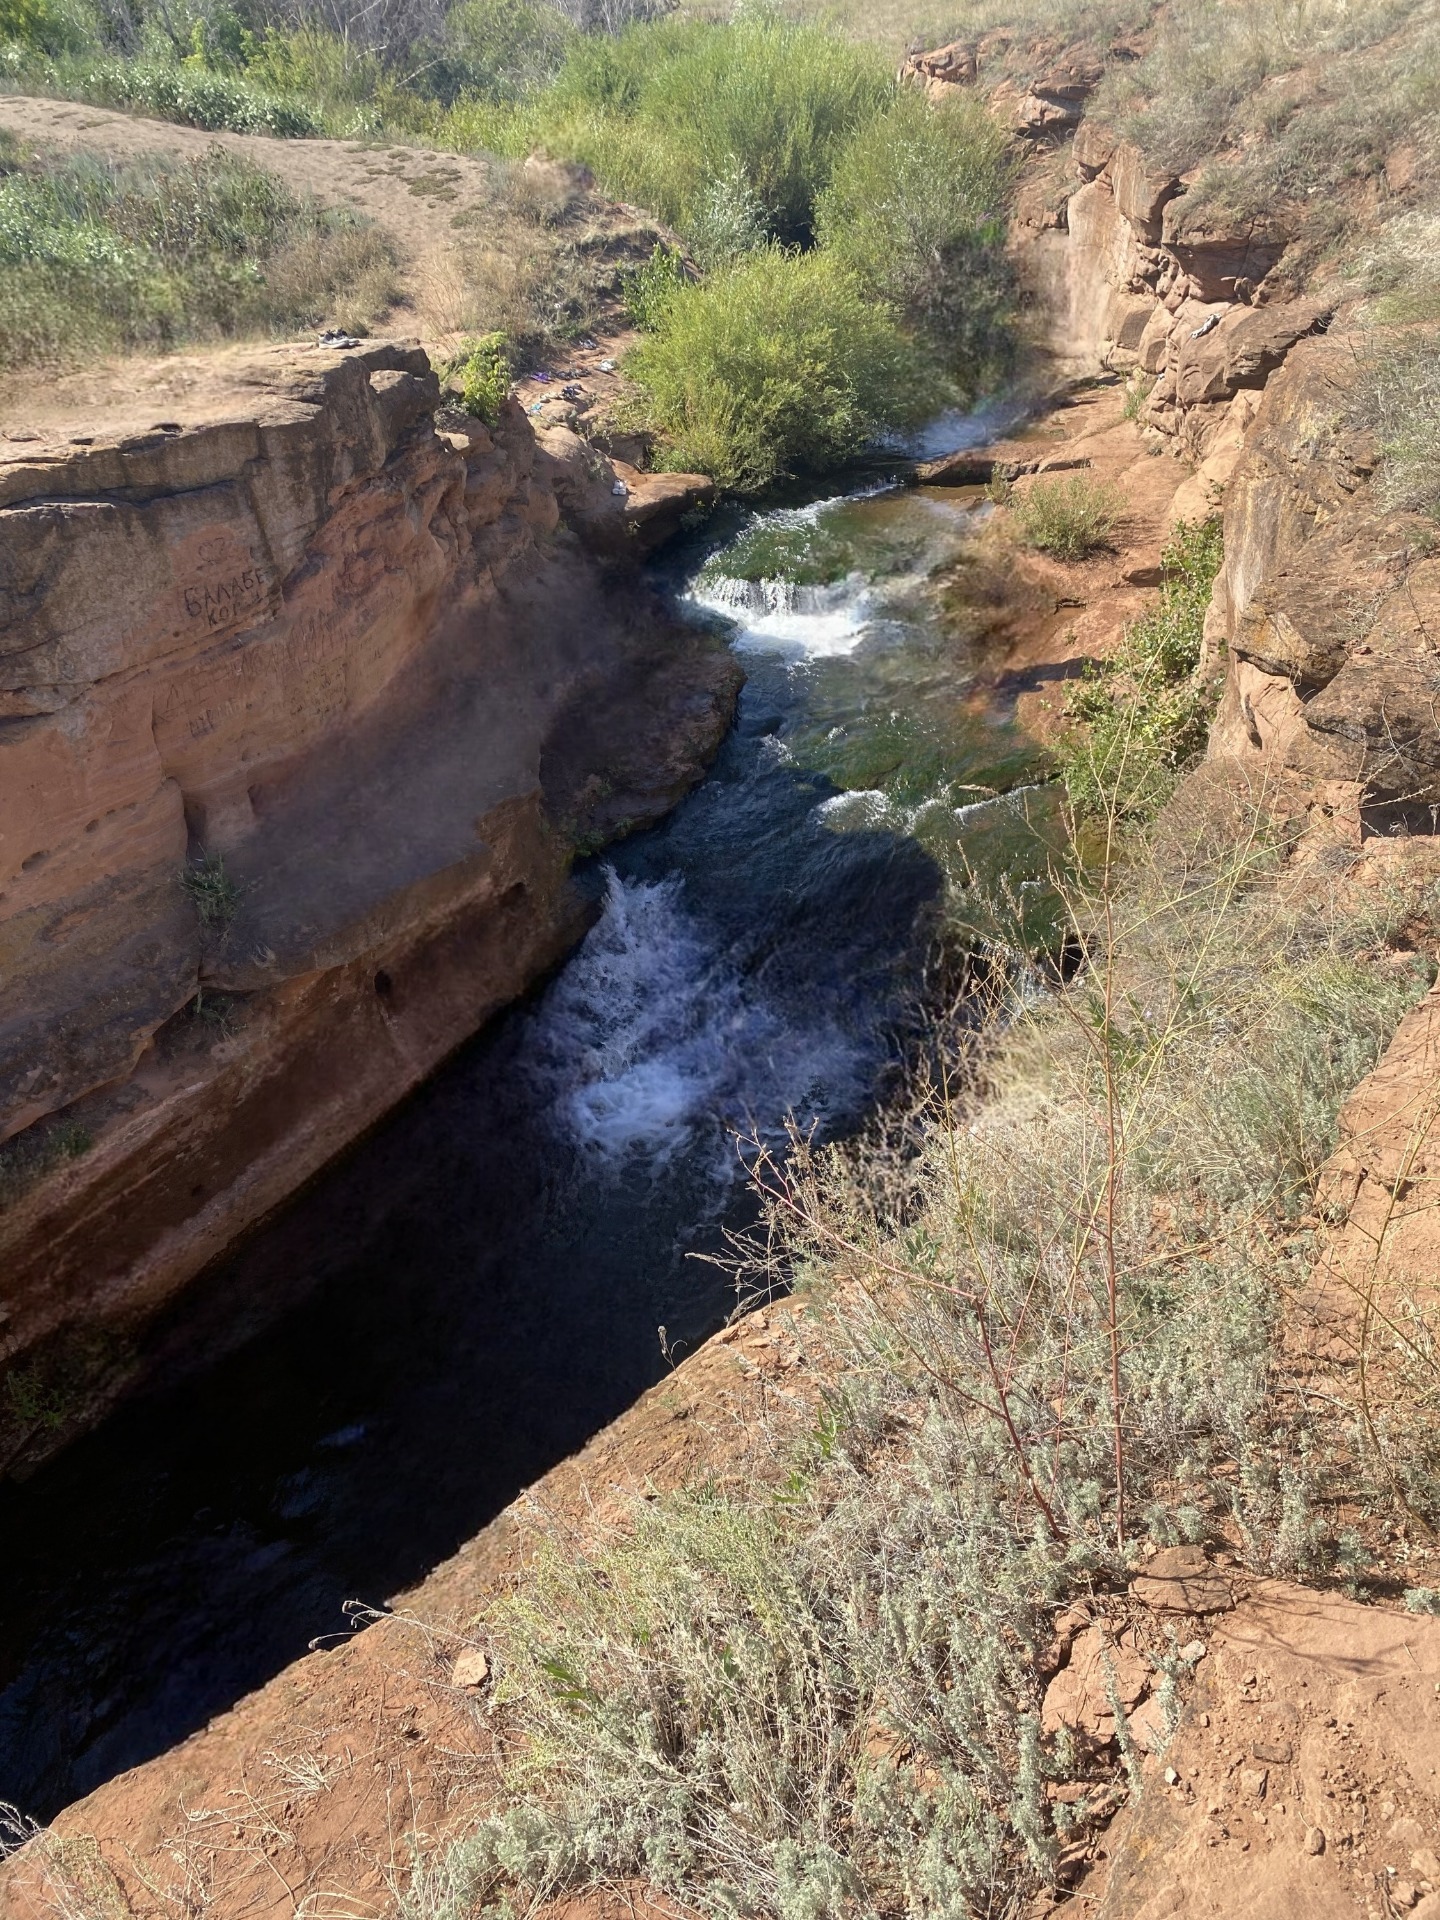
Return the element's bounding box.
[1013,473,1122,560]
[618,240,686,328]
[816,88,1014,386]
[3,45,325,133]
[444,330,511,423]
[464,12,891,244]
[0,140,396,368]
[0,0,96,56]
[1059,515,1224,821]
[625,247,929,493]
[426,0,572,105]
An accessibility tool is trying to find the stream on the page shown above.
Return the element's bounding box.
[1,411,1065,1822]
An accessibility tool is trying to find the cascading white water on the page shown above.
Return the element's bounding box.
[524,867,865,1168]
[685,569,874,657]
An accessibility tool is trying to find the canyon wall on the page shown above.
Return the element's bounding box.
[0,339,738,1475]
[916,33,1439,837]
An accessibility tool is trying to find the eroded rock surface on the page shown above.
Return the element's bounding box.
[0,339,736,1473]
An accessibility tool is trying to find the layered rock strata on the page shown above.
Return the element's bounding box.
[0,339,736,1474]
[915,33,1435,835]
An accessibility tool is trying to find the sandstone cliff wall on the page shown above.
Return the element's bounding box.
[0,340,737,1474]
[921,38,1439,839]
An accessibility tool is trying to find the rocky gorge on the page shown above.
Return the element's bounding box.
[0,342,735,1475]
[5,9,1440,1918]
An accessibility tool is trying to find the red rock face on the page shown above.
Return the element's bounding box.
[0,340,737,1473]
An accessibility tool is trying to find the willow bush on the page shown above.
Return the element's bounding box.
[815,89,1015,387]
[447,12,891,242]
[623,247,929,492]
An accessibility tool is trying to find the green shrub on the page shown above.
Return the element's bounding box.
[444,330,511,423]
[1013,473,1123,560]
[0,0,95,56]
[468,13,890,244]
[618,240,687,329]
[685,153,768,271]
[625,246,929,493]
[426,0,572,105]
[816,88,1014,386]
[239,25,432,135]
[1059,515,1224,821]
[0,141,396,367]
[20,48,323,134]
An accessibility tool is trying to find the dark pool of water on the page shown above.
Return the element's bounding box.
[2,454,1054,1821]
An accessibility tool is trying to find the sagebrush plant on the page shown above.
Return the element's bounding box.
[1059,515,1223,821]
[410,764,1435,1918]
[1012,473,1122,561]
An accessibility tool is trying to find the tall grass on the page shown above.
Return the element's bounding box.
[1096,0,1437,184]
[0,133,397,366]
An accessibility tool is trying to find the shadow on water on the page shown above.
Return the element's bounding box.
[0,701,942,1821]
[2,452,1056,1821]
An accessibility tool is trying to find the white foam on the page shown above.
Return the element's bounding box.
[524,868,865,1169]
[686,570,873,658]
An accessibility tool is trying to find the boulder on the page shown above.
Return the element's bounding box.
[1171,299,1333,408]
[899,39,976,96]
[1161,199,1289,303]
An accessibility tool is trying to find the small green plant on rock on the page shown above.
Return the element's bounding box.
[180,851,241,929]
[1013,473,1123,561]
[1058,513,1225,821]
[1122,373,1155,422]
[444,331,512,425]
[0,1119,92,1211]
